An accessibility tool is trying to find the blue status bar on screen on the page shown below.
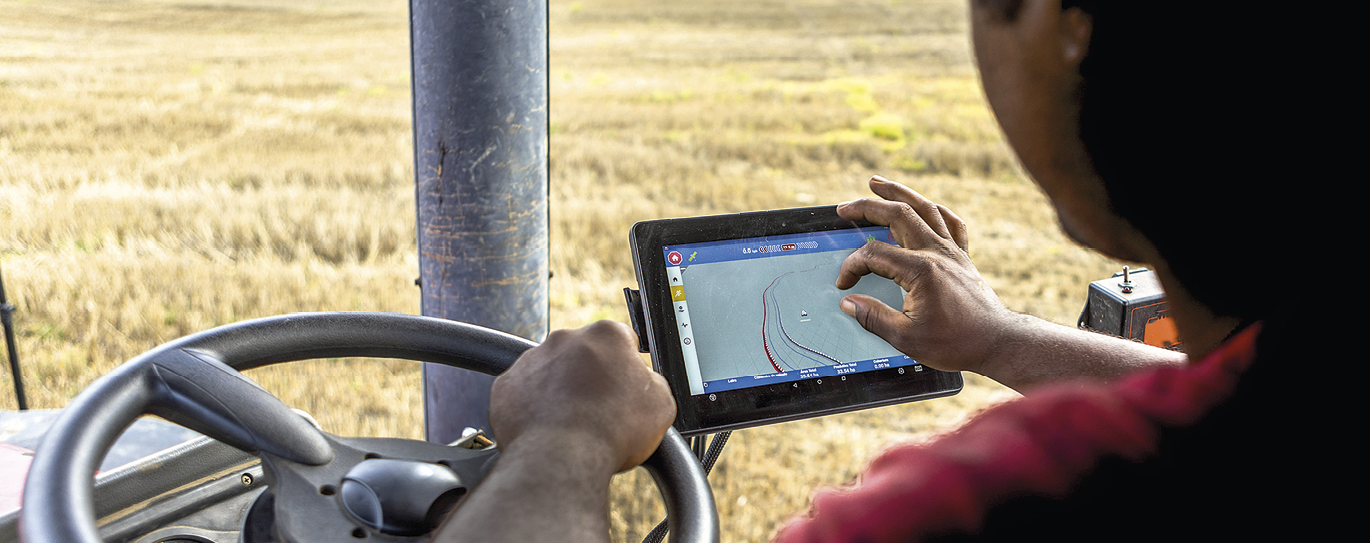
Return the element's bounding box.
[700,355,922,394]
[662,227,895,268]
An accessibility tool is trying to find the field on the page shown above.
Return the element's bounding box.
[0,0,1125,541]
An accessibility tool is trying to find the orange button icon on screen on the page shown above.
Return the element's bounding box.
[670,285,686,302]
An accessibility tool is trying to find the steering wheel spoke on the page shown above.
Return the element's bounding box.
[145,348,333,465]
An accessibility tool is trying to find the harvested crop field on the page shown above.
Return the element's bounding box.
[0,0,1125,540]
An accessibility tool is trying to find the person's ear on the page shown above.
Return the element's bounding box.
[1060,7,1092,67]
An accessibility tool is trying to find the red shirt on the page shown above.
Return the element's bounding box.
[773,324,1260,543]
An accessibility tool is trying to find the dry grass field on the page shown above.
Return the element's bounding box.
[1,0,1125,540]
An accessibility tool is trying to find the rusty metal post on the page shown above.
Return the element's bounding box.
[410,0,548,443]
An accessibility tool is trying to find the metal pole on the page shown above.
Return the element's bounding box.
[1,264,28,410]
[410,0,549,444]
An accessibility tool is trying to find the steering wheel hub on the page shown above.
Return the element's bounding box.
[339,458,468,536]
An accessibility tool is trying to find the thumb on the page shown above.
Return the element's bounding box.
[840,293,908,346]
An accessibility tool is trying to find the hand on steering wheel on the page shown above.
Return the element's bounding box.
[18,313,717,543]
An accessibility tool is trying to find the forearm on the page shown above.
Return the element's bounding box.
[977,312,1187,392]
[435,432,617,543]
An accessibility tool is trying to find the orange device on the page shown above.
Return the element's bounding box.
[1078,267,1180,350]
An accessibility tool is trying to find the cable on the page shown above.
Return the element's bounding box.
[0,264,27,410]
[700,431,730,474]
[642,431,730,543]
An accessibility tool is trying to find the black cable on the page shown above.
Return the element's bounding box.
[642,431,730,543]
[699,431,730,474]
[0,264,26,410]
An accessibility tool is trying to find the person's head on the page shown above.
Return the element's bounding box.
[968,0,1334,321]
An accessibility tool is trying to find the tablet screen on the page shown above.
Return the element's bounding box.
[661,227,918,396]
[630,206,961,436]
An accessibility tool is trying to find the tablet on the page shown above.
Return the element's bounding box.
[629,206,962,436]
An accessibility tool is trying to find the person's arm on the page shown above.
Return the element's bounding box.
[963,311,1185,390]
[836,175,1184,393]
[434,321,676,543]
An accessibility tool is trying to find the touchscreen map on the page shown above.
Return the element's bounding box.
[663,227,921,395]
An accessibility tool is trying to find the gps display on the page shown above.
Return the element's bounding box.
[662,228,916,395]
[630,206,962,436]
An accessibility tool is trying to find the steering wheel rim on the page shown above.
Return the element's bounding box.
[19,312,717,543]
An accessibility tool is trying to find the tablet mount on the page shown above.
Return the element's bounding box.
[624,287,653,354]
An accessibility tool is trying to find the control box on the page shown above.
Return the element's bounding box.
[1078,267,1180,350]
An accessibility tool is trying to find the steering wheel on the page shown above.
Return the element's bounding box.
[18,312,717,543]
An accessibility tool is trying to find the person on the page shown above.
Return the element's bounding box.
[436,0,1343,541]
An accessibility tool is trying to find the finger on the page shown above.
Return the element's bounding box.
[583,319,640,353]
[868,175,954,242]
[837,197,942,251]
[840,293,911,350]
[836,241,923,291]
[618,379,676,473]
[938,204,969,252]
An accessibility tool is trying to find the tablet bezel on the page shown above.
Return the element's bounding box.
[630,205,963,437]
